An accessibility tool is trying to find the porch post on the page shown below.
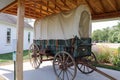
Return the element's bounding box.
[16,0,25,80]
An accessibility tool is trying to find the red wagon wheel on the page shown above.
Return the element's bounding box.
[29,43,42,69]
[53,51,77,80]
[77,52,97,74]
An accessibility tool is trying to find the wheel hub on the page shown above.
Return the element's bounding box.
[59,63,67,70]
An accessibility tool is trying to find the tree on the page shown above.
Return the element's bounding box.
[110,22,120,43]
[101,27,110,42]
[92,22,120,43]
[92,29,103,42]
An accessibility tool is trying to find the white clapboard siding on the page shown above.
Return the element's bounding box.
[0,21,33,54]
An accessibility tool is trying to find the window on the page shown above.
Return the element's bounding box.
[28,32,30,43]
[7,28,11,44]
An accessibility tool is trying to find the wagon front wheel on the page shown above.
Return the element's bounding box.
[29,43,41,69]
[53,51,77,80]
[77,52,97,74]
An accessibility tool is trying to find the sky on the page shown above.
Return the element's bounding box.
[92,20,120,32]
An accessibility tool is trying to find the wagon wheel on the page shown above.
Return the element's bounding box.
[77,52,97,74]
[29,43,42,69]
[53,51,77,80]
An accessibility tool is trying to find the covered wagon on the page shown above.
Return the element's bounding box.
[29,5,97,80]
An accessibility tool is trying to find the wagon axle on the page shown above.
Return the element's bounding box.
[31,54,39,58]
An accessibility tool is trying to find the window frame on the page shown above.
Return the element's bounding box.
[6,28,11,44]
[28,32,30,43]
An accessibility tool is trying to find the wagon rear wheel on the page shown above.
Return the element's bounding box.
[29,43,41,69]
[53,51,77,80]
[77,52,97,74]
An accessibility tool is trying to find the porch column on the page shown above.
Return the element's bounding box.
[16,0,25,80]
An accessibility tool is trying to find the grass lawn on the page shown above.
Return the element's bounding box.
[0,50,29,65]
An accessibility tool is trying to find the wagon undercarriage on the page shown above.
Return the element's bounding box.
[28,38,116,80]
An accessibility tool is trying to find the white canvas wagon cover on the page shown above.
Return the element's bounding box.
[34,5,91,40]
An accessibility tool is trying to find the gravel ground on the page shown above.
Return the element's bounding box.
[0,61,120,80]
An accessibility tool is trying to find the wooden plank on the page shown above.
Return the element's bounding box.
[86,0,103,14]
[16,0,25,80]
[61,0,71,9]
[114,0,119,10]
[106,0,117,11]
[99,0,106,12]
[67,0,77,7]
[46,1,49,14]
[50,0,63,11]
[30,0,57,13]
[115,0,120,10]
[92,11,120,20]
[85,0,95,14]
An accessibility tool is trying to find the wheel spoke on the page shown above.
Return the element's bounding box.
[58,54,62,62]
[67,62,73,66]
[36,58,40,66]
[80,64,83,69]
[77,52,97,74]
[29,43,41,69]
[68,67,75,71]
[83,65,85,72]
[67,69,74,77]
[36,56,39,62]
[58,70,63,77]
[87,66,90,72]
[65,55,69,62]
[63,71,64,80]
[53,51,76,80]
[32,58,35,67]
[65,71,69,80]
[33,58,36,68]
[35,58,38,68]
[62,53,65,62]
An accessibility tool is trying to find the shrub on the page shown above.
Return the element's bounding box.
[110,47,120,67]
[93,45,111,63]
[111,54,120,67]
[97,52,111,63]
[93,44,120,67]
[118,47,120,54]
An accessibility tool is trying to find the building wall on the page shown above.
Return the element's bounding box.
[0,21,33,54]
[23,28,34,50]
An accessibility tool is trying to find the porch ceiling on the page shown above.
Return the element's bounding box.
[1,0,120,20]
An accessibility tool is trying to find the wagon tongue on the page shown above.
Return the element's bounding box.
[84,63,116,80]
